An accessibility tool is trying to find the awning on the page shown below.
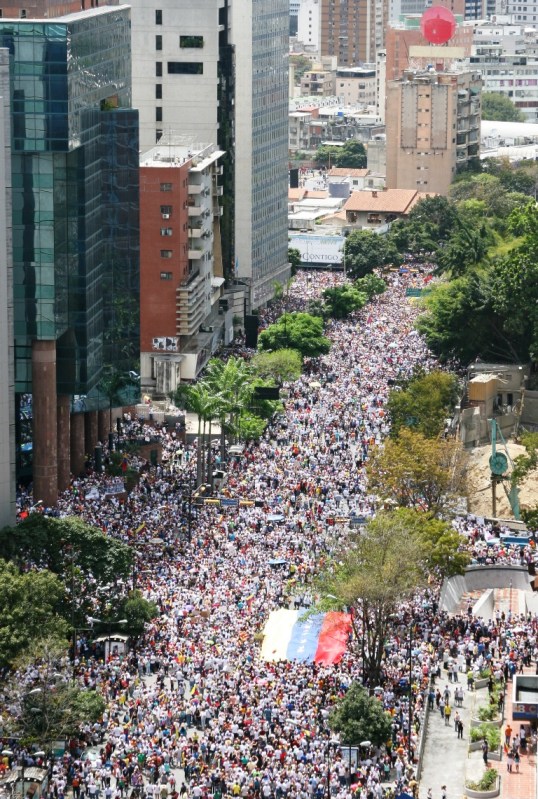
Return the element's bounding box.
[211,277,225,288]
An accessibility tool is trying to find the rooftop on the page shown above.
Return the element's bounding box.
[140,139,224,170]
[343,189,432,214]
[327,167,369,178]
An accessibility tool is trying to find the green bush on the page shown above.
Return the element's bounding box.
[470,725,501,749]
[477,704,499,722]
[478,667,492,679]
[467,768,498,792]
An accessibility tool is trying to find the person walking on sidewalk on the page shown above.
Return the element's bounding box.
[482,738,489,766]
[444,702,452,726]
[457,718,464,739]
[504,723,512,746]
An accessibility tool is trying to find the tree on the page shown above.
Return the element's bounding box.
[321,285,368,319]
[386,370,458,439]
[315,144,343,169]
[258,312,331,358]
[390,508,470,578]
[416,274,516,364]
[251,349,302,384]
[5,637,105,745]
[0,563,68,669]
[317,514,424,685]
[344,230,402,278]
[112,590,158,637]
[366,428,467,516]
[289,55,312,82]
[317,510,467,684]
[335,140,367,169]
[354,274,386,300]
[288,247,301,276]
[435,221,491,277]
[481,92,525,122]
[329,683,392,746]
[0,516,133,589]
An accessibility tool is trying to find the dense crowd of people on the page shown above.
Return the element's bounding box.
[3,271,538,799]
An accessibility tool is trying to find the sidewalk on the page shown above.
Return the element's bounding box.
[483,587,537,799]
[418,680,486,799]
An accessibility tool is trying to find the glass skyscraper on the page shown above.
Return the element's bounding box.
[0,6,140,501]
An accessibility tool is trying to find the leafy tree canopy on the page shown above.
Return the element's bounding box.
[111,590,158,637]
[0,563,68,668]
[387,369,458,439]
[481,92,525,122]
[251,349,303,384]
[344,230,402,278]
[321,285,368,319]
[315,140,366,169]
[366,428,467,516]
[415,275,521,364]
[0,515,133,587]
[258,312,331,358]
[6,637,105,743]
[329,683,392,746]
[354,273,386,300]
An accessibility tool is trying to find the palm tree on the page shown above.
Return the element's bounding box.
[205,358,254,459]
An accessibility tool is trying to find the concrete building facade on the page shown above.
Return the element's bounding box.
[386,69,481,195]
[139,142,226,394]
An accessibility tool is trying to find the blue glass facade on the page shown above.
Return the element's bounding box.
[1,9,139,400]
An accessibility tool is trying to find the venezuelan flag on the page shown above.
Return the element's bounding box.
[260,610,350,664]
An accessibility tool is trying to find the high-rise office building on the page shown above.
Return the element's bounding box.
[231,0,290,307]
[0,4,140,504]
[131,0,290,310]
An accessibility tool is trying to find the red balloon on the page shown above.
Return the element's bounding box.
[420,6,456,45]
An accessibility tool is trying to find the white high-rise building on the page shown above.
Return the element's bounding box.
[131,0,222,153]
[131,0,290,309]
[297,0,321,51]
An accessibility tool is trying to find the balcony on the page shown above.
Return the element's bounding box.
[176,274,206,336]
[188,205,202,217]
[188,225,203,238]
[188,183,203,194]
[188,246,204,259]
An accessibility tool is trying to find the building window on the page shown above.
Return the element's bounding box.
[160,205,172,216]
[160,250,173,259]
[20,9,26,17]
[156,35,162,50]
[156,62,162,77]
[155,9,162,24]
[160,183,172,192]
[160,272,173,280]
[168,61,203,75]
[180,35,204,48]
[161,227,173,236]
[156,129,163,142]
[156,106,163,122]
[156,83,162,99]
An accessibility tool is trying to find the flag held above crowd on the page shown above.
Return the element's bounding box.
[261,609,351,664]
